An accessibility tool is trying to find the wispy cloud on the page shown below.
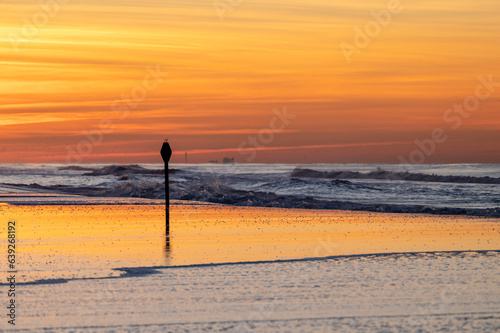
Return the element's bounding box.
[1,0,499,162]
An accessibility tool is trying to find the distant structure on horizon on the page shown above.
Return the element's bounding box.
[185,152,188,163]
[208,157,235,164]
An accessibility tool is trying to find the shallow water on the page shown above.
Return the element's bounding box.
[1,204,498,284]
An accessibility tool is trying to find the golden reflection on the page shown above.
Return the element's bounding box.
[0,204,499,283]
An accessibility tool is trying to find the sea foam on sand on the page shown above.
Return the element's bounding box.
[17,251,500,332]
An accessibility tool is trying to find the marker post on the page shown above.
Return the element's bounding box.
[160,140,172,234]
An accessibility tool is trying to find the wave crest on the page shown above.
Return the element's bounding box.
[82,164,174,176]
[291,168,500,184]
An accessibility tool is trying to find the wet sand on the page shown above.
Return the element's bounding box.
[1,203,499,283]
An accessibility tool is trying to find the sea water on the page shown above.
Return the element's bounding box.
[1,163,499,216]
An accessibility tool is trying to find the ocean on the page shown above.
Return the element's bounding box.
[1,163,499,216]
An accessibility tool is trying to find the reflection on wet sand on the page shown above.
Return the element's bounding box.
[1,203,499,283]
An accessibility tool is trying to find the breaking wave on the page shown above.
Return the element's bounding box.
[4,178,499,218]
[80,164,175,176]
[291,168,500,184]
[1,163,499,217]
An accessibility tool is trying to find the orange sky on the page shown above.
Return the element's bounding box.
[1,0,499,163]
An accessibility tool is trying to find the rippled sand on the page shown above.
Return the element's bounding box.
[16,251,500,332]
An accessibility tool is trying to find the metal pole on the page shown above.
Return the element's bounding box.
[165,160,169,234]
[160,140,172,235]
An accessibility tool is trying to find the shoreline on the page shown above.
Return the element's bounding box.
[6,249,500,287]
[1,191,499,218]
[1,203,499,283]
[2,203,500,331]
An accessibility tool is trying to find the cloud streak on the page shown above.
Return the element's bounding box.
[1,0,499,162]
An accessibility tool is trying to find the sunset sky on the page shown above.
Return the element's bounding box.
[1,0,499,163]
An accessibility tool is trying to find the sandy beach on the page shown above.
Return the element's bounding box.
[1,203,499,282]
[1,203,500,331]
